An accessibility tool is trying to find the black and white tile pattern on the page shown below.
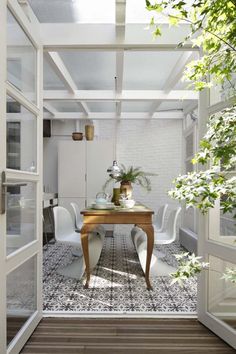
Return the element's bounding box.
[43,233,197,313]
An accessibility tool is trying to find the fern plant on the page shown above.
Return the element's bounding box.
[103,164,156,192]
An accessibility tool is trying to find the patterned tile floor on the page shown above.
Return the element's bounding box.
[43,232,197,313]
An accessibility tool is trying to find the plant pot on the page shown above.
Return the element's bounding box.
[85,125,94,141]
[120,181,133,200]
[72,132,83,141]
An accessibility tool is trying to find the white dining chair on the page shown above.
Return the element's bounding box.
[70,202,106,241]
[153,204,168,232]
[53,206,83,254]
[154,207,181,245]
[131,207,181,276]
[53,206,103,279]
[70,202,83,231]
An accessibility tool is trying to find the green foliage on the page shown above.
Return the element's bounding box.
[171,253,236,287]
[169,106,236,215]
[146,0,236,91]
[170,252,209,287]
[103,165,157,192]
[221,267,236,283]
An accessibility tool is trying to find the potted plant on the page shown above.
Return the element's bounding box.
[103,164,156,199]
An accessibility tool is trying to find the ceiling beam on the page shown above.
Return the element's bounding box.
[44,51,89,116]
[149,52,195,117]
[43,102,57,116]
[44,90,198,101]
[115,0,126,117]
[43,111,184,120]
[183,101,198,115]
[45,51,77,93]
[41,23,199,51]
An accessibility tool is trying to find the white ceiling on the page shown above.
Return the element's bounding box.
[21,1,199,118]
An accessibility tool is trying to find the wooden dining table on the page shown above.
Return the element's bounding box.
[80,204,154,290]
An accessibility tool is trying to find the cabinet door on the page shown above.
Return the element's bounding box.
[58,141,86,198]
[86,141,114,201]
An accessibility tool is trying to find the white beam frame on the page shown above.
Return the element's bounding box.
[44,51,89,116]
[149,52,195,117]
[43,111,184,120]
[115,0,126,117]
[44,89,198,101]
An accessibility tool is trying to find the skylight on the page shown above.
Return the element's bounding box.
[126,0,167,23]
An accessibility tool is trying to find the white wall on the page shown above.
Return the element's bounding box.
[43,118,183,217]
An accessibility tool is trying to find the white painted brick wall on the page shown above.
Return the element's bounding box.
[43,118,183,230]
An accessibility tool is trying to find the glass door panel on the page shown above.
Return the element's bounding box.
[6,181,36,256]
[7,256,37,346]
[7,95,37,172]
[7,9,37,104]
[0,2,42,353]
[208,255,236,331]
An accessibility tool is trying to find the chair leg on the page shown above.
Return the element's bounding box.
[48,206,56,244]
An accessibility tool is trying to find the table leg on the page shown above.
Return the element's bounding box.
[80,224,97,289]
[136,223,154,290]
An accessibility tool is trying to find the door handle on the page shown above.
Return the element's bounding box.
[0,171,27,215]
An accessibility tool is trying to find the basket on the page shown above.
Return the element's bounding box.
[72,132,83,141]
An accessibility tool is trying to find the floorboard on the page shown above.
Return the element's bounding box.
[20,318,235,354]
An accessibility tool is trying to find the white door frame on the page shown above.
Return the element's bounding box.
[197,88,236,348]
[0,1,43,353]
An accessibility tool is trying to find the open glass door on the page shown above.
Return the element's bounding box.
[198,91,236,349]
[0,1,43,353]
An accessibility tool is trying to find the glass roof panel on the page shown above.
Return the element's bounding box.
[28,0,115,23]
[87,102,116,112]
[123,51,183,90]
[46,101,83,112]
[126,0,167,23]
[122,101,153,112]
[59,51,116,90]
[156,101,185,111]
[43,58,65,90]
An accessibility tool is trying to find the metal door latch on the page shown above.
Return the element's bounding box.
[0,171,27,214]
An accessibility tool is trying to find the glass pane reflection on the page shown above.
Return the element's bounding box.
[7,9,37,103]
[6,182,36,256]
[7,256,37,346]
[208,255,236,331]
[7,95,37,172]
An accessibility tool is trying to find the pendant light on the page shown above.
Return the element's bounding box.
[107,160,121,178]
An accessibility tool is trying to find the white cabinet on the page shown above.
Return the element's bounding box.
[58,140,114,211]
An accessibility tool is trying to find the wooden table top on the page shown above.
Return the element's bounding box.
[81,203,154,215]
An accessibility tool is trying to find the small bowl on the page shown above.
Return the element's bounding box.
[119,199,135,209]
[72,132,83,141]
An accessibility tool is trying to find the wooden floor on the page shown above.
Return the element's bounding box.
[20,318,235,354]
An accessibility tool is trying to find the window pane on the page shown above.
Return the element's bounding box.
[7,9,37,103]
[7,256,37,346]
[6,182,37,256]
[186,133,194,158]
[220,211,236,237]
[7,95,37,172]
[208,255,236,332]
[209,75,236,106]
[185,160,193,173]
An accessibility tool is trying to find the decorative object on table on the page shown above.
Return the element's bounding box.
[103,164,157,199]
[111,187,121,206]
[72,132,83,141]
[95,191,110,204]
[85,124,94,141]
[91,191,114,209]
[91,201,115,210]
[107,160,121,178]
[119,198,135,209]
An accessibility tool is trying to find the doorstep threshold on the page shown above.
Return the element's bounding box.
[43,310,197,318]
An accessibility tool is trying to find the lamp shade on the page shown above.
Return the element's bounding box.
[107,160,121,178]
